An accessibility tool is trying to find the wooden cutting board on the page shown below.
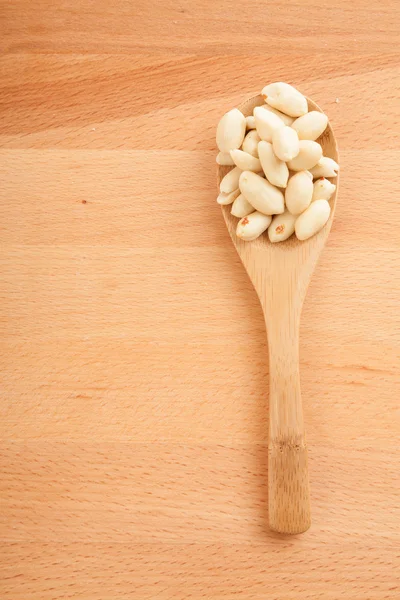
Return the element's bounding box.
[1,1,399,598]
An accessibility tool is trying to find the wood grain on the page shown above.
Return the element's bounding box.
[1,0,400,597]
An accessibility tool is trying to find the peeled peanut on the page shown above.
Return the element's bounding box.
[242,130,261,157]
[216,108,246,153]
[230,149,262,172]
[291,111,328,141]
[268,210,296,243]
[261,105,294,126]
[272,126,299,161]
[295,199,331,240]
[216,152,235,166]
[236,211,272,241]
[254,106,284,142]
[312,178,336,202]
[219,167,242,194]
[258,140,289,188]
[310,157,339,178]
[217,189,240,205]
[246,116,256,130]
[239,171,284,215]
[287,140,322,171]
[285,171,314,215]
[231,193,254,218]
[262,82,308,117]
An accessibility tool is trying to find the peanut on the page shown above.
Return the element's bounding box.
[242,130,261,157]
[236,211,272,241]
[258,140,289,188]
[272,126,300,161]
[310,157,339,179]
[239,171,284,215]
[262,82,308,117]
[230,149,262,172]
[216,108,246,153]
[287,140,322,171]
[312,178,336,202]
[217,189,241,205]
[254,106,284,142]
[291,111,328,141]
[295,199,331,240]
[285,171,314,215]
[261,105,294,126]
[268,210,296,242]
[231,193,254,218]
[216,152,235,166]
[246,115,256,130]
[219,166,242,194]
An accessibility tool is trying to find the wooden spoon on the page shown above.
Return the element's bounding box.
[217,95,339,534]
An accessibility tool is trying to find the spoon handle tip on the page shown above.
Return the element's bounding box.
[268,439,311,534]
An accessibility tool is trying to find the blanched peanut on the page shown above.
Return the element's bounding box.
[295,199,331,240]
[261,105,294,126]
[262,82,308,117]
[285,171,314,215]
[216,84,338,244]
[310,157,339,178]
[216,152,235,166]
[239,171,284,215]
[246,115,256,130]
[258,140,289,188]
[230,149,262,172]
[287,140,322,171]
[219,166,242,193]
[312,178,336,202]
[216,108,246,153]
[236,211,272,241]
[272,126,299,161]
[217,188,241,205]
[231,193,254,218]
[242,130,261,157]
[254,106,284,142]
[291,111,328,141]
[268,210,296,242]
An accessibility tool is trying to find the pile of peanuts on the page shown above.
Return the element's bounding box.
[216,82,339,242]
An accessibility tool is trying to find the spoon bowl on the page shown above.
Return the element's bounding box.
[217,94,339,534]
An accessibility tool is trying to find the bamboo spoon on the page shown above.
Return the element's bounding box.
[217,95,339,534]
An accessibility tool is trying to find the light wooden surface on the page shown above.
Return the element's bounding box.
[1,0,399,598]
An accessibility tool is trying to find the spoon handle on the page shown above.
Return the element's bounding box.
[266,319,311,534]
